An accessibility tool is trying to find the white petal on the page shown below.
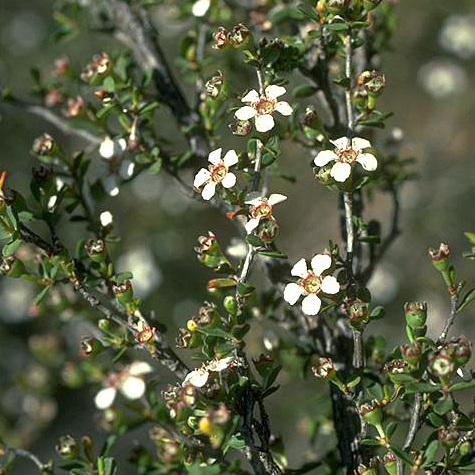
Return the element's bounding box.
[208,356,234,372]
[192,0,210,17]
[235,106,257,120]
[241,89,260,103]
[321,275,340,294]
[331,137,349,149]
[221,172,236,189]
[119,159,135,179]
[99,137,115,159]
[184,369,209,388]
[255,114,275,133]
[274,101,293,116]
[301,294,322,316]
[194,168,211,188]
[284,283,303,305]
[356,153,378,171]
[244,191,263,206]
[208,148,222,165]
[47,195,57,210]
[291,258,308,278]
[117,138,127,152]
[265,85,286,100]
[201,182,216,200]
[330,162,352,182]
[223,149,238,167]
[311,254,332,275]
[268,193,287,206]
[103,175,119,197]
[100,211,113,227]
[352,137,372,151]
[128,361,153,376]
[95,387,116,410]
[314,150,338,166]
[120,376,146,400]
[245,217,261,234]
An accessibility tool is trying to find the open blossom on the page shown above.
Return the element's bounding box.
[284,254,340,316]
[193,148,238,200]
[192,0,211,17]
[94,361,153,410]
[183,356,235,388]
[235,85,293,133]
[244,192,287,233]
[314,137,377,183]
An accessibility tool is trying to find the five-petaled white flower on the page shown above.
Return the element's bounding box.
[314,137,378,183]
[244,192,287,234]
[183,356,235,388]
[284,254,340,316]
[193,148,238,201]
[94,361,153,410]
[235,85,293,133]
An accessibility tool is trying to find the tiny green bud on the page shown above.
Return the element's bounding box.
[55,435,79,460]
[85,238,106,263]
[400,342,421,366]
[223,295,238,315]
[359,400,383,427]
[32,133,56,156]
[447,336,472,366]
[346,299,370,331]
[112,280,133,305]
[404,301,427,329]
[428,243,450,272]
[382,452,397,475]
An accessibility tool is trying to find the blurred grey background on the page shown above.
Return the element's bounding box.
[1,0,475,472]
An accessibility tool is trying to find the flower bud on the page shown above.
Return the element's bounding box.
[0,256,25,278]
[212,27,229,50]
[429,350,455,389]
[359,400,383,427]
[55,435,79,460]
[98,319,111,333]
[94,89,114,104]
[81,53,111,83]
[45,88,63,107]
[194,232,228,268]
[112,280,133,305]
[404,301,427,329]
[303,106,322,129]
[381,452,397,475]
[438,426,460,449]
[428,243,450,272]
[205,71,225,99]
[357,460,378,475]
[384,359,411,385]
[229,24,251,47]
[447,336,472,366]
[32,133,56,156]
[357,70,386,95]
[400,342,421,366]
[223,295,238,316]
[230,119,253,136]
[345,299,370,331]
[312,357,336,381]
[63,96,84,118]
[327,0,350,14]
[256,217,279,243]
[85,238,106,263]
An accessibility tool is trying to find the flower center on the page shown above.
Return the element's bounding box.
[250,201,272,219]
[256,97,276,115]
[337,147,359,163]
[209,163,227,183]
[301,272,322,294]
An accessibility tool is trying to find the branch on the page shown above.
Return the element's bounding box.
[397,392,422,475]
[437,292,459,346]
[2,445,54,474]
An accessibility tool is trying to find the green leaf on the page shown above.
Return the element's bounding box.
[246,234,264,247]
[423,439,439,465]
[361,438,382,446]
[147,158,162,174]
[256,250,288,259]
[449,380,475,391]
[464,232,475,245]
[2,238,22,257]
[427,412,444,428]
[103,76,115,92]
[33,286,52,305]
[458,463,475,472]
[404,382,441,394]
[207,278,237,289]
[292,84,318,99]
[457,288,475,312]
[196,326,237,341]
[112,272,133,283]
[326,22,349,31]
[370,306,385,320]
[347,376,361,389]
[433,396,453,416]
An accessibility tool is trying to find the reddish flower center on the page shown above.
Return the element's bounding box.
[301,272,322,294]
[256,97,276,115]
[337,147,359,163]
[250,201,272,219]
[209,163,227,183]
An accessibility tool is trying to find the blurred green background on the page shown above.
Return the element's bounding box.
[1,0,475,472]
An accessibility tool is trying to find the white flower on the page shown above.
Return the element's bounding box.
[418,60,467,98]
[244,192,287,233]
[284,254,340,316]
[193,148,238,200]
[94,361,153,410]
[99,136,127,159]
[439,15,475,60]
[100,211,113,227]
[183,356,235,388]
[314,137,378,183]
[192,0,211,17]
[235,85,293,133]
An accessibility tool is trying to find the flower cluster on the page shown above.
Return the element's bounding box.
[183,356,236,388]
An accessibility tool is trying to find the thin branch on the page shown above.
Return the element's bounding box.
[397,393,422,475]
[437,293,459,346]
[2,445,54,474]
